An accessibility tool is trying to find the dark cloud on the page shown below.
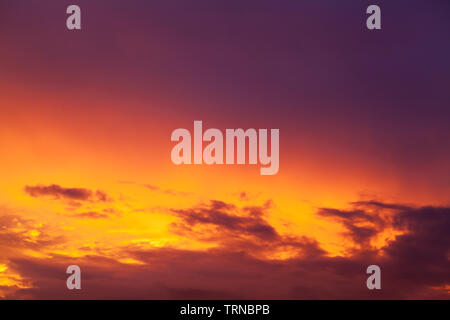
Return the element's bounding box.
[95,191,111,202]
[239,192,250,201]
[350,201,411,211]
[24,184,112,202]
[316,201,450,298]
[317,203,390,248]
[71,211,110,219]
[169,200,330,260]
[70,208,120,219]
[2,200,449,299]
[384,206,450,289]
[25,185,91,200]
[170,200,279,242]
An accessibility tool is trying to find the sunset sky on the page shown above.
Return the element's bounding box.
[0,0,449,299]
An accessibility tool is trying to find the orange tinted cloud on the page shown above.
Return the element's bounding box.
[24,184,112,203]
[1,197,449,299]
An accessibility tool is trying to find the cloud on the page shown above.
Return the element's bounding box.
[71,211,110,219]
[24,184,112,202]
[0,211,65,256]
[239,192,250,201]
[169,200,329,260]
[384,205,450,289]
[118,181,191,196]
[316,201,450,297]
[233,191,260,201]
[170,200,279,242]
[2,200,449,299]
[70,208,120,219]
[144,184,190,196]
[317,202,391,248]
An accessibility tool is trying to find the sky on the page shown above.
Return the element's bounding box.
[0,0,449,299]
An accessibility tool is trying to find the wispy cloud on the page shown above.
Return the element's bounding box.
[24,184,112,202]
